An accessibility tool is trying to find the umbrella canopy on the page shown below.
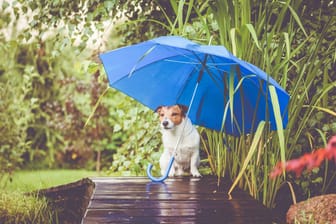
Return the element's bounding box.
[100,36,289,136]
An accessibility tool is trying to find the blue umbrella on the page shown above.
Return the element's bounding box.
[100,36,290,181]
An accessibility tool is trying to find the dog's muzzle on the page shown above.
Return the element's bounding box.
[161,119,173,129]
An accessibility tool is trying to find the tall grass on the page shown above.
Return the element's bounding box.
[151,0,335,208]
[0,191,54,224]
[204,0,335,207]
[114,0,336,208]
[0,169,98,223]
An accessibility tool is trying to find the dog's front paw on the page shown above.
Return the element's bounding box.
[176,169,184,176]
[191,171,202,178]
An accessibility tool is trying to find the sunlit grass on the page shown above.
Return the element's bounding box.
[0,169,100,223]
[1,169,99,192]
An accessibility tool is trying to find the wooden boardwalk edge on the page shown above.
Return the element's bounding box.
[82,176,281,224]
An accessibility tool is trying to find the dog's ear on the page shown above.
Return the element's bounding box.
[178,104,188,116]
[155,106,163,113]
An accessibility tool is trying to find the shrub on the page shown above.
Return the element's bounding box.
[106,91,162,176]
[0,42,37,182]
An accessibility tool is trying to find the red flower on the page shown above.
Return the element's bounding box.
[269,162,285,179]
[270,135,336,179]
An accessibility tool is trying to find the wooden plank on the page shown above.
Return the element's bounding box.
[82,177,278,224]
[84,208,273,220]
[88,199,268,210]
[93,194,232,201]
[93,177,245,196]
[84,210,273,224]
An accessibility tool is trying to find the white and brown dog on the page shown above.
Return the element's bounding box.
[156,105,201,177]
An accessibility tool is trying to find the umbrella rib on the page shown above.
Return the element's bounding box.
[124,43,202,81]
[250,80,263,133]
[128,45,157,77]
[194,53,224,90]
[164,59,238,67]
[191,53,244,134]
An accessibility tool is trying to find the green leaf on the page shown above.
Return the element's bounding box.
[269,86,286,167]
[283,2,308,37]
[88,63,99,74]
[244,24,261,50]
[303,105,336,117]
[228,121,265,195]
[229,28,237,55]
[104,0,115,11]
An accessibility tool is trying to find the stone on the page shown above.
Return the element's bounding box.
[286,194,336,223]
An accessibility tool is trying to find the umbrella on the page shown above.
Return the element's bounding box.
[100,36,290,181]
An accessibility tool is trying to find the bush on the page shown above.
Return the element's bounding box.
[0,43,37,182]
[105,90,162,176]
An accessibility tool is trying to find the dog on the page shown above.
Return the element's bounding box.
[156,104,201,177]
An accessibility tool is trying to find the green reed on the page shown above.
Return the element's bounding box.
[143,0,335,208]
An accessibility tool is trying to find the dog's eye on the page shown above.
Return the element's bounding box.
[160,113,164,117]
[172,113,179,116]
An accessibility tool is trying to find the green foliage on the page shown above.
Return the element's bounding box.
[0,0,335,212]
[0,30,116,174]
[3,0,114,48]
[228,121,266,195]
[0,169,100,223]
[0,41,37,183]
[114,0,336,208]
[105,91,162,176]
[0,0,164,177]
[45,67,113,170]
[197,0,336,207]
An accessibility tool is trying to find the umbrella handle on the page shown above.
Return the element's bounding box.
[147,157,174,182]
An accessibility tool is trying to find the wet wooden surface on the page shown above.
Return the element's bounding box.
[82,177,278,224]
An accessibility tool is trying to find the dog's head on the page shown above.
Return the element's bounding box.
[156,104,188,130]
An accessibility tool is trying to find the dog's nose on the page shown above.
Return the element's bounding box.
[162,120,169,127]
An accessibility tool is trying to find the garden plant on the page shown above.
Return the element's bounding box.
[0,0,335,222]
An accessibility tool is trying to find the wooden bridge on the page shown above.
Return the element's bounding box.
[82,176,279,223]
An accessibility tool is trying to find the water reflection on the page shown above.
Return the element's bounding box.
[143,179,201,223]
